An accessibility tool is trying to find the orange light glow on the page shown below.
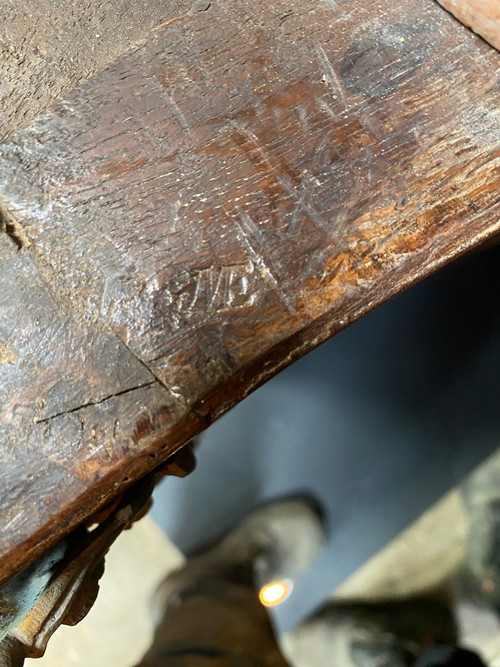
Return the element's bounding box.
[259,580,292,607]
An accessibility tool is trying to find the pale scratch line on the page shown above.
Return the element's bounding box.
[364,145,373,186]
[287,180,309,233]
[188,268,207,312]
[232,122,336,240]
[211,265,225,307]
[318,98,336,120]
[323,0,340,10]
[295,104,309,132]
[165,92,192,133]
[170,199,181,234]
[231,122,283,181]
[233,209,301,319]
[315,42,345,104]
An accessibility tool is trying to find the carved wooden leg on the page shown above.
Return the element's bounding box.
[0,446,196,665]
[0,637,25,667]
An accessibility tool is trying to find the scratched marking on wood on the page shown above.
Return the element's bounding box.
[1,0,500,583]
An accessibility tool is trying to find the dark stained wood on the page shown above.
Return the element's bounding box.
[0,233,154,424]
[0,221,201,582]
[1,0,500,584]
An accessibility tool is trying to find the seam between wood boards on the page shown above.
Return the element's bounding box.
[0,197,177,408]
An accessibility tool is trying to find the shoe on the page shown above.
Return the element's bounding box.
[152,496,325,623]
[460,451,500,611]
[219,496,326,590]
[285,598,458,667]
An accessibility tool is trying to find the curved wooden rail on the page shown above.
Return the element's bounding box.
[1,0,500,584]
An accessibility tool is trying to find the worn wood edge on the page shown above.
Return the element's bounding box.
[199,216,500,422]
[435,0,500,52]
[2,0,500,584]
[0,399,201,588]
[2,214,497,588]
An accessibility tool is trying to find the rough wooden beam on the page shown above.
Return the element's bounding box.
[1,0,500,584]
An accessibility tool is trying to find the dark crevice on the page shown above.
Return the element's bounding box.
[193,0,212,11]
[35,380,158,424]
[0,204,30,250]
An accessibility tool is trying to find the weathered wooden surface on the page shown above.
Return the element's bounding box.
[437,0,500,51]
[1,0,500,584]
[0,0,196,141]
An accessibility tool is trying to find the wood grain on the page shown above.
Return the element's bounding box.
[437,0,500,51]
[0,0,196,141]
[1,0,500,584]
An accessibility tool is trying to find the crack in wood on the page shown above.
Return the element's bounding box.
[35,381,158,424]
[0,204,30,251]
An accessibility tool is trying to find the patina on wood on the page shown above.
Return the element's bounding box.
[1,0,500,585]
[0,0,197,142]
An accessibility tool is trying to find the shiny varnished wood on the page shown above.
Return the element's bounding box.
[1,0,500,584]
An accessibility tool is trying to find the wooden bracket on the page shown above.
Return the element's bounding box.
[0,446,196,663]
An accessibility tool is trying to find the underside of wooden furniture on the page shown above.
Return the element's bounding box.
[1,0,500,593]
[0,446,194,661]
